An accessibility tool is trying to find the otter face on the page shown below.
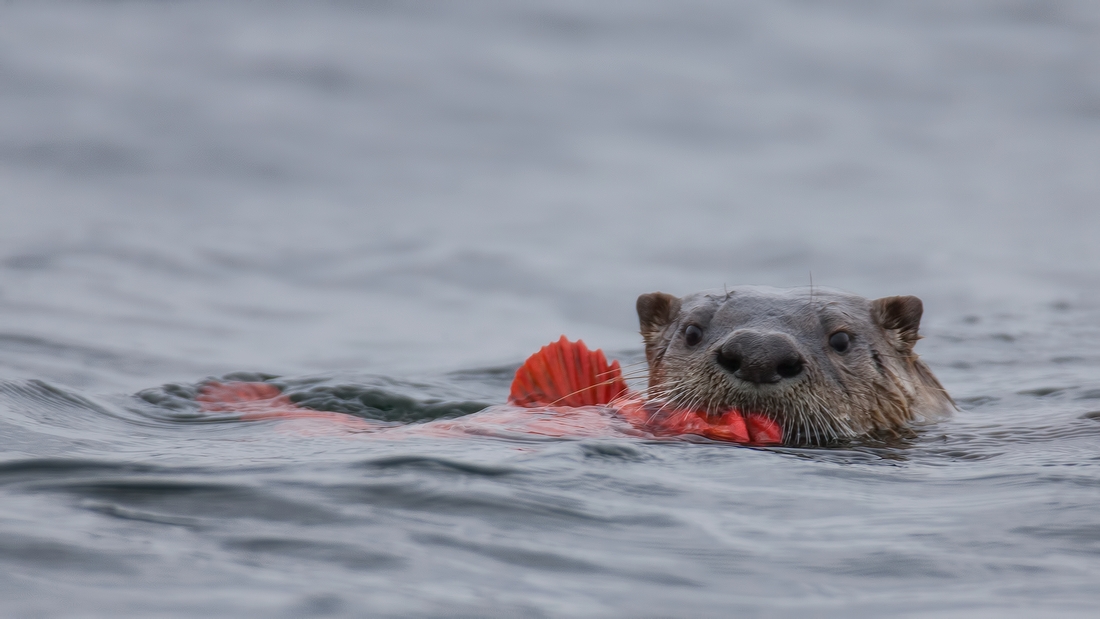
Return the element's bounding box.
[637,287,955,444]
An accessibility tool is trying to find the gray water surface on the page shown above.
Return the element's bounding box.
[1,1,1099,617]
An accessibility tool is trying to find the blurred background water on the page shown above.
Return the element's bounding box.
[1,1,1099,617]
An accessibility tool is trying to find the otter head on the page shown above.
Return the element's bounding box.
[637,286,954,444]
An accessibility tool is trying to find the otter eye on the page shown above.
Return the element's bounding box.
[829,331,851,353]
[684,324,703,347]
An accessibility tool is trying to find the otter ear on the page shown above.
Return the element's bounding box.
[871,295,923,352]
[636,292,681,347]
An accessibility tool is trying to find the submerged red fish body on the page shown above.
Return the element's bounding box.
[613,401,782,445]
[196,336,781,445]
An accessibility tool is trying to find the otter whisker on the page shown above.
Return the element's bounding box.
[634,285,954,446]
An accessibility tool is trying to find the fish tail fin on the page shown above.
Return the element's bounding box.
[509,336,629,407]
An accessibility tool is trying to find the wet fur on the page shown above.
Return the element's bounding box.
[637,287,955,445]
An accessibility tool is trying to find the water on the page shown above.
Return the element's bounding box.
[2,0,1100,616]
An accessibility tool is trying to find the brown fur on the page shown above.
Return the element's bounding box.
[636,287,955,444]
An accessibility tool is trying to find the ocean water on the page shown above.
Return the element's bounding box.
[1,1,1100,616]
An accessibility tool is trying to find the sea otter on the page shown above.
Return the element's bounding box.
[635,286,956,444]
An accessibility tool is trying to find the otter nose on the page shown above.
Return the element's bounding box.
[716,331,805,384]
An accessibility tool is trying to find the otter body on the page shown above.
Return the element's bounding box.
[636,287,955,444]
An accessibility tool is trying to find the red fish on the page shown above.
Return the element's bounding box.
[508,336,782,445]
[197,336,782,445]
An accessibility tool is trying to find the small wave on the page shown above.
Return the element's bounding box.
[0,380,146,440]
[0,458,162,484]
[287,384,486,422]
[134,374,490,425]
[29,476,341,527]
[222,537,404,571]
[0,532,134,574]
[356,455,516,477]
[578,441,650,461]
[0,379,116,417]
[412,531,603,573]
